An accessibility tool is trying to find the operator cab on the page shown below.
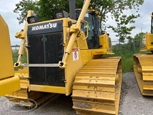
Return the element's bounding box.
[76,9,102,49]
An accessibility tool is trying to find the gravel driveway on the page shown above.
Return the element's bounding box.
[0,72,153,115]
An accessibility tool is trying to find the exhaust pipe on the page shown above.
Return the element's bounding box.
[68,0,76,19]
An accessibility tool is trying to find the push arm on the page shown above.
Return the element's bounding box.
[58,0,91,68]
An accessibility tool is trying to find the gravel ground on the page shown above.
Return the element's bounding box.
[119,72,153,115]
[0,72,153,115]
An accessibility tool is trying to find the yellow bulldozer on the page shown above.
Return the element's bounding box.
[0,0,122,114]
[134,12,153,96]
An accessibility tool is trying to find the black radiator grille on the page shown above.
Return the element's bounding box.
[28,32,65,86]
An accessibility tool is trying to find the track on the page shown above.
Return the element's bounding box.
[72,57,122,115]
[134,54,153,96]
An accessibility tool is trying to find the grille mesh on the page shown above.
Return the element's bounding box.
[28,32,65,86]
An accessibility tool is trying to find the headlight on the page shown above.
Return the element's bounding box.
[55,10,68,19]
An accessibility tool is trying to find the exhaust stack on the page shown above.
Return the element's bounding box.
[68,0,76,19]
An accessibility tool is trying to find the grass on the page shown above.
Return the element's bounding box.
[119,53,134,73]
[113,50,141,73]
[12,50,27,63]
[12,50,18,63]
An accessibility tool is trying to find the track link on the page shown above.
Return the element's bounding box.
[72,57,122,115]
[134,54,153,96]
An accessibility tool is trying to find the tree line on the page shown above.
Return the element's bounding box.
[112,32,144,55]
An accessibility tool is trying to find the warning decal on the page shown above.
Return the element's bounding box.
[72,48,79,61]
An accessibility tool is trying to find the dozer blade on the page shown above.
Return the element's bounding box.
[134,54,153,96]
[72,57,122,115]
[0,15,20,96]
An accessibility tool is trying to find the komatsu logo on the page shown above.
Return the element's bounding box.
[31,23,57,31]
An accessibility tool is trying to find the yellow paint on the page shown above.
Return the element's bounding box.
[146,33,153,51]
[134,55,153,96]
[134,13,153,96]
[0,15,14,80]
[15,10,33,68]
[99,33,113,54]
[5,68,30,98]
[6,89,28,99]
[65,45,83,95]
[72,57,122,115]
[29,85,66,94]
[0,15,20,96]
[58,0,91,68]
[2,1,117,111]
[8,19,113,97]
[80,50,92,65]
[0,76,20,96]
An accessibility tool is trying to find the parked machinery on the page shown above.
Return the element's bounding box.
[0,0,122,114]
[0,15,20,96]
[134,12,153,96]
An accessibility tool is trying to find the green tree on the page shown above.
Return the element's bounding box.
[88,0,144,40]
[109,14,138,42]
[36,0,70,21]
[13,0,38,24]
[14,0,144,41]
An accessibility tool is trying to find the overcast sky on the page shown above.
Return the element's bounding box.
[0,0,153,45]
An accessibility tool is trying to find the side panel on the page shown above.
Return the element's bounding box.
[0,16,14,79]
[0,76,20,96]
[146,34,153,51]
[0,15,20,96]
[65,46,83,95]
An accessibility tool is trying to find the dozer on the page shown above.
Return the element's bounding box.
[134,12,153,96]
[0,0,122,114]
